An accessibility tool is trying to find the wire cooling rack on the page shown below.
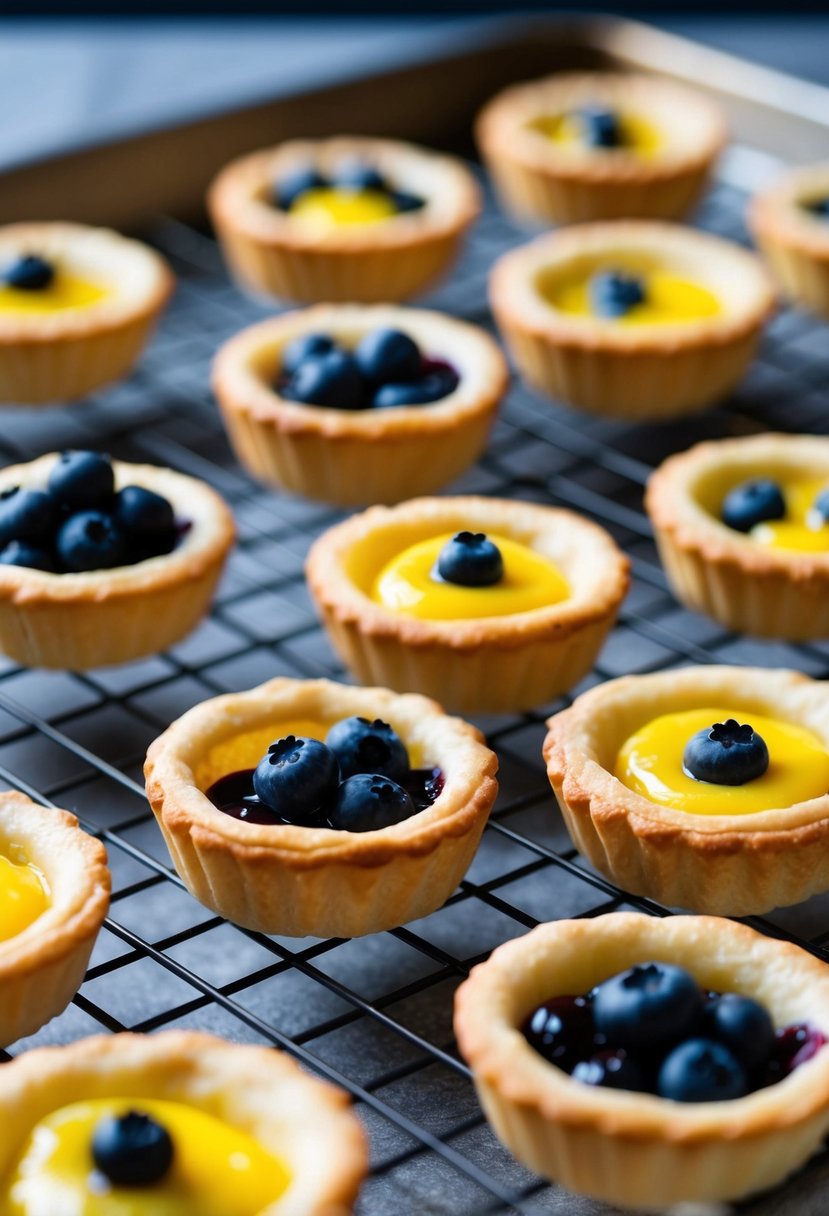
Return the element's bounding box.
[2,152,829,1216]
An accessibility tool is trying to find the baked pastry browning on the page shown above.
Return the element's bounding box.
[207,136,481,304]
[749,162,829,317]
[0,791,109,1047]
[490,221,775,420]
[212,304,508,506]
[646,433,829,639]
[476,72,726,225]
[454,913,829,1208]
[145,676,498,937]
[0,1030,367,1215]
[305,495,629,714]
[0,223,173,404]
[543,665,829,915]
[0,453,235,669]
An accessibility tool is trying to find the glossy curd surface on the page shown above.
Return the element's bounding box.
[290,187,397,230]
[543,266,721,325]
[730,475,829,553]
[530,111,662,156]
[0,274,108,316]
[0,852,48,942]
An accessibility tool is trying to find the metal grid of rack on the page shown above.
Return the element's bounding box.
[2,157,829,1216]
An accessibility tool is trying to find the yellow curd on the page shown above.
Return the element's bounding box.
[544,266,720,324]
[372,531,569,621]
[530,111,662,156]
[290,187,397,230]
[615,707,829,816]
[2,1098,289,1216]
[0,274,108,316]
[0,852,48,942]
[743,476,829,553]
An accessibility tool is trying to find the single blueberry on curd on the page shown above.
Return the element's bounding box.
[719,475,829,553]
[0,254,108,316]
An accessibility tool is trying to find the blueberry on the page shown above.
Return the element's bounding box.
[272,165,326,211]
[48,451,114,512]
[355,328,422,385]
[572,1049,646,1092]
[373,367,459,409]
[115,485,176,559]
[683,719,769,786]
[56,511,127,573]
[0,487,57,548]
[590,271,647,318]
[657,1038,747,1102]
[576,106,623,148]
[813,487,829,523]
[522,994,596,1071]
[325,716,410,783]
[0,541,56,572]
[334,160,387,192]
[803,197,829,219]
[390,190,425,214]
[283,350,367,410]
[92,1110,174,1186]
[4,254,54,290]
[280,332,336,379]
[328,773,415,832]
[702,993,775,1071]
[721,479,785,533]
[592,962,702,1051]
[253,736,339,825]
[436,531,504,588]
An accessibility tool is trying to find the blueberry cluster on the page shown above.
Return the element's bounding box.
[3,254,55,291]
[278,327,459,411]
[0,451,178,574]
[272,158,424,215]
[206,716,444,833]
[523,961,826,1102]
[92,1110,174,1187]
[683,718,770,786]
[436,531,504,587]
[721,477,829,533]
[574,106,623,149]
[590,271,647,319]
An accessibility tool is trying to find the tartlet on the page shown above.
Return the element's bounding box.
[646,433,829,639]
[0,790,109,1047]
[454,912,829,1208]
[489,220,775,420]
[305,495,629,714]
[476,72,727,225]
[0,1030,367,1215]
[0,452,235,670]
[144,676,498,938]
[211,303,508,506]
[749,163,829,317]
[542,665,829,915]
[207,136,481,304]
[0,222,173,404]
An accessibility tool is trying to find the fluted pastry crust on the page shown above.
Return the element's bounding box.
[543,665,829,915]
[454,912,829,1208]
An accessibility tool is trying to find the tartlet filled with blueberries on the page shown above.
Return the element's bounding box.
[454,913,829,1207]
[647,432,829,640]
[207,136,480,304]
[0,450,234,669]
[144,676,498,937]
[212,304,508,506]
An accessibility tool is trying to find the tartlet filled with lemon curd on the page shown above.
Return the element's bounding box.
[207,136,480,304]
[0,223,173,404]
[646,433,829,640]
[543,665,829,915]
[306,496,629,714]
[490,221,774,420]
[749,162,829,318]
[0,1031,367,1216]
[476,72,726,225]
[0,791,109,1047]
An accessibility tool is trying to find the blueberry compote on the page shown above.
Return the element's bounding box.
[277,328,459,411]
[206,715,444,833]
[522,961,826,1102]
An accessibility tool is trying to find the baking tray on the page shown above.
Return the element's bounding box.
[2,15,829,1216]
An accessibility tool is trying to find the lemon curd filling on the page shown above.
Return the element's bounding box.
[2,1098,290,1216]
[372,531,569,621]
[543,266,721,324]
[741,476,829,553]
[0,852,48,941]
[290,186,397,230]
[529,112,662,156]
[615,707,829,816]
[0,273,108,316]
